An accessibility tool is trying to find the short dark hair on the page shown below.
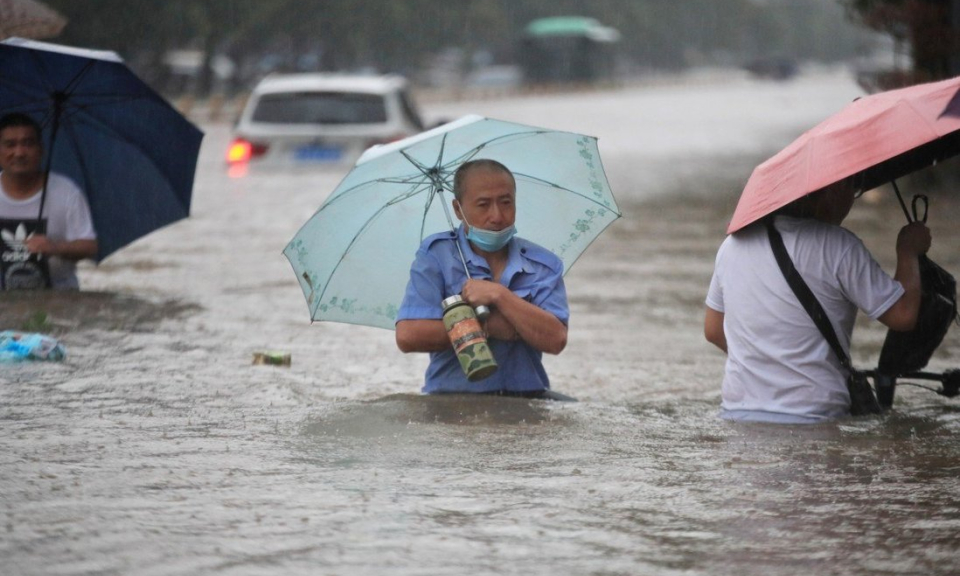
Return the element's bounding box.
[452,159,515,201]
[0,113,42,140]
[775,174,862,220]
[775,191,821,219]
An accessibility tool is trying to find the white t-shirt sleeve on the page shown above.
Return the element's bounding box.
[835,234,903,320]
[63,180,96,241]
[705,238,727,312]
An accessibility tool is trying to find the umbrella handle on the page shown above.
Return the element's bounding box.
[890,180,930,224]
[911,194,928,223]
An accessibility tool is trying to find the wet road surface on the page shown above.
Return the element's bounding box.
[2,68,960,575]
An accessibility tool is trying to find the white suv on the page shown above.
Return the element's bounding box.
[227,73,425,168]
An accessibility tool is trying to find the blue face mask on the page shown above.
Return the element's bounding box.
[466,223,517,252]
[458,204,517,252]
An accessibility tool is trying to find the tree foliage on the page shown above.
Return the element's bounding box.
[42,0,877,95]
[842,0,957,82]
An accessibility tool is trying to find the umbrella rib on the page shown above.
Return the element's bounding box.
[377,175,432,185]
[72,114,191,213]
[399,132,449,174]
[0,76,49,110]
[423,131,621,213]
[513,172,616,211]
[436,133,448,168]
[330,130,555,213]
[0,94,136,134]
[384,182,433,206]
[60,94,159,114]
[58,115,95,205]
[400,148,434,174]
[396,130,551,181]
[3,50,147,112]
[315,130,451,212]
[421,182,441,242]
[26,50,98,111]
[434,130,550,173]
[23,44,64,98]
[59,59,97,97]
[51,104,195,210]
[316,174,429,212]
[0,76,152,119]
[311,183,431,317]
[902,97,945,139]
[427,134,617,214]
[52,111,193,259]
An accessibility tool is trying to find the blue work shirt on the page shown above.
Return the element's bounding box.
[396,225,569,394]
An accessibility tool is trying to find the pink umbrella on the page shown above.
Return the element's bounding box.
[0,0,66,40]
[728,75,960,234]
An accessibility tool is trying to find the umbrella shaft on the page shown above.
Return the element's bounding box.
[438,188,471,278]
[438,188,489,319]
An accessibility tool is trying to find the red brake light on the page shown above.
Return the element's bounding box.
[227,139,251,163]
[226,138,267,163]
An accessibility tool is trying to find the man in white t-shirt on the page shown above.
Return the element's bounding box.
[0,113,97,290]
[704,179,931,423]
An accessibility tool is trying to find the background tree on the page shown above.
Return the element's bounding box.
[843,0,959,84]
[42,0,878,97]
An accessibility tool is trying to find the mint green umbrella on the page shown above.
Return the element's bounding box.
[283,114,620,329]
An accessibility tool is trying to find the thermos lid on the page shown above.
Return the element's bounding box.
[441,294,464,309]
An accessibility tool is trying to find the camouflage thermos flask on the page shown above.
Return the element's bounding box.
[441,295,498,381]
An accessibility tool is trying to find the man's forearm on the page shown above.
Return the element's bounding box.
[396,319,450,353]
[879,252,922,331]
[881,221,932,331]
[29,236,97,261]
[890,251,922,328]
[704,307,727,353]
[493,291,567,354]
[55,239,98,261]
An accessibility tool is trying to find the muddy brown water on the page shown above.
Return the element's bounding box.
[2,71,960,575]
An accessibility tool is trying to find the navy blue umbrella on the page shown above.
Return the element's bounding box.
[0,37,203,261]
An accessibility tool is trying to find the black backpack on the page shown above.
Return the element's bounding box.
[878,254,958,374]
[878,192,958,375]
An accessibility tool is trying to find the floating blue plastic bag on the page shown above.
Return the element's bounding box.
[0,331,65,363]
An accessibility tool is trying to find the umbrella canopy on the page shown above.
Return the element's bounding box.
[284,114,621,329]
[728,75,960,234]
[0,37,203,260]
[0,0,66,40]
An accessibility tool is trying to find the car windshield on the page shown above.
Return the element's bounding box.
[251,91,388,124]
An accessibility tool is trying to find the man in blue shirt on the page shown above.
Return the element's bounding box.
[396,159,569,396]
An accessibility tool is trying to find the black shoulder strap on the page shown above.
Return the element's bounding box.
[765,218,855,374]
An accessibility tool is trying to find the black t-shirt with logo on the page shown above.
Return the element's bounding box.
[0,218,51,290]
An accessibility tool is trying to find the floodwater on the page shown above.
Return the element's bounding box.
[3,67,960,576]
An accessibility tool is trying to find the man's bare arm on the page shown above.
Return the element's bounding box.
[26,236,97,262]
[461,279,567,354]
[878,222,931,332]
[396,319,450,353]
[704,306,727,353]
